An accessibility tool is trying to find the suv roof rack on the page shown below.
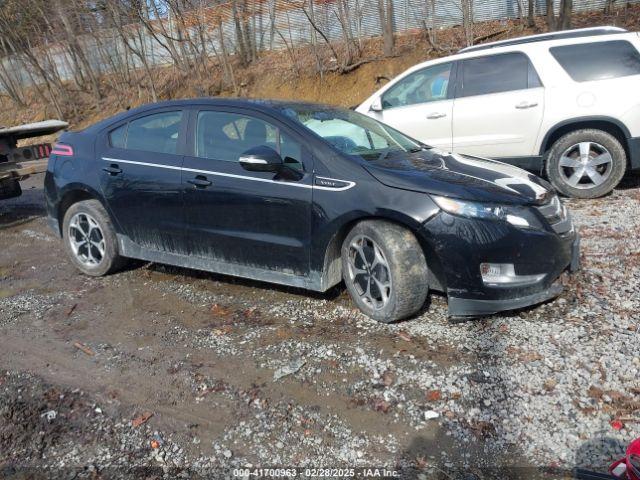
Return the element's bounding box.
[458,26,628,54]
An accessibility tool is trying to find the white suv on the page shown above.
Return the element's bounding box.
[357,27,640,198]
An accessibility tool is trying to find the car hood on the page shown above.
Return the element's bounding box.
[363,148,554,205]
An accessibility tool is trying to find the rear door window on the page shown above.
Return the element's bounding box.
[459,52,539,97]
[124,111,183,155]
[550,40,640,82]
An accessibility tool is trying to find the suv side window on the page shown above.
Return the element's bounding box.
[382,62,453,109]
[550,40,640,82]
[196,111,304,171]
[460,52,539,97]
[124,111,183,154]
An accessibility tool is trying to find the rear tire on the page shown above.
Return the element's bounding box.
[341,220,428,323]
[62,200,126,276]
[545,129,626,199]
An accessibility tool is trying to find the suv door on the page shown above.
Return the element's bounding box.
[451,52,544,162]
[98,109,186,253]
[370,62,455,151]
[182,107,312,277]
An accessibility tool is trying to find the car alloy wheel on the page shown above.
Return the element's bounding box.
[558,141,613,190]
[346,234,392,311]
[68,212,106,266]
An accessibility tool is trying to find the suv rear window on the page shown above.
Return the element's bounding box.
[550,40,640,82]
[459,52,541,98]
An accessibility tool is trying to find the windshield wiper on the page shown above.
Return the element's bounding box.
[377,148,391,162]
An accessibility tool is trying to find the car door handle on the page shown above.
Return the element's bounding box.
[426,112,446,119]
[515,101,538,109]
[102,164,122,175]
[187,175,212,188]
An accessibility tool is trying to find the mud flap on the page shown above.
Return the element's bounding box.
[0,178,22,200]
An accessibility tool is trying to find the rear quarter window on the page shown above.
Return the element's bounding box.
[109,124,127,148]
[550,40,640,82]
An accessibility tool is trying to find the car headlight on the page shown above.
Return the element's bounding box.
[432,195,544,229]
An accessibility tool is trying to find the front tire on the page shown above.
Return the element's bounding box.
[545,129,626,199]
[341,220,428,323]
[62,200,126,276]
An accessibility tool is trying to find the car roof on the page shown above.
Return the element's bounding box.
[83,98,335,133]
[395,26,634,77]
[458,26,627,54]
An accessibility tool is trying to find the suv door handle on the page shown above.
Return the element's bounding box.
[187,175,212,189]
[426,112,446,119]
[102,164,122,175]
[515,101,538,109]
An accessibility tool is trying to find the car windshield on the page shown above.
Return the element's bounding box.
[276,105,423,161]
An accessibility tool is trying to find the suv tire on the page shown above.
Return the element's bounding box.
[341,220,428,323]
[545,129,626,199]
[62,200,127,276]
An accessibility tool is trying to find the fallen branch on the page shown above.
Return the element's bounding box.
[132,411,154,427]
[73,341,95,356]
[328,57,381,74]
[473,28,510,45]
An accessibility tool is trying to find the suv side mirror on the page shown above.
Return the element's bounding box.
[370,97,383,112]
[239,145,283,172]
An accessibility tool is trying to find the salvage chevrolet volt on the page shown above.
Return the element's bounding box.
[44,99,580,322]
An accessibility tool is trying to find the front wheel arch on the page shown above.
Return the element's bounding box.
[340,219,429,322]
[318,214,444,292]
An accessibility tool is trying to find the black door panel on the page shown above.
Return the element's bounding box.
[182,157,312,275]
[182,108,312,276]
[97,109,186,253]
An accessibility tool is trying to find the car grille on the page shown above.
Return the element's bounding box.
[536,195,573,236]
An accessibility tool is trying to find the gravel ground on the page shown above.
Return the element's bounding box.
[0,174,639,479]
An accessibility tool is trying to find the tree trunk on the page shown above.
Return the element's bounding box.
[378,0,394,57]
[461,0,474,46]
[232,0,250,65]
[217,20,238,94]
[546,0,556,31]
[559,0,572,29]
[527,0,535,27]
[604,0,616,14]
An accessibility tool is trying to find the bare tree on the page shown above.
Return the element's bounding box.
[52,0,103,99]
[559,0,572,29]
[231,0,257,66]
[335,0,361,65]
[461,0,474,46]
[545,0,555,29]
[527,0,535,27]
[377,0,395,57]
[546,0,572,31]
[604,0,617,14]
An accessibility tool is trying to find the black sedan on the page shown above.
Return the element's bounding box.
[44,99,579,322]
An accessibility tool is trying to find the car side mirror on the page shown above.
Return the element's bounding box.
[239,145,283,172]
[370,97,383,112]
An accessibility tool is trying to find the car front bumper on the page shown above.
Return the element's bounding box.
[420,212,580,317]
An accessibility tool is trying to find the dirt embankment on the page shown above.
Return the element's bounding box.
[1,5,640,132]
